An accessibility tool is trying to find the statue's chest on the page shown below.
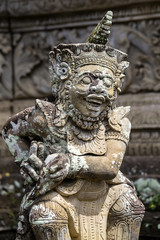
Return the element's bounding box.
[67,122,106,156]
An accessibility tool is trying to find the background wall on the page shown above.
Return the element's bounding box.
[0,0,160,239]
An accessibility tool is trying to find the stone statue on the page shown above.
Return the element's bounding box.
[2,11,145,240]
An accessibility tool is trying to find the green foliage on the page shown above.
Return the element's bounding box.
[8,210,17,227]
[134,178,160,211]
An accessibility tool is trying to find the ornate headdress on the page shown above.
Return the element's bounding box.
[49,11,129,96]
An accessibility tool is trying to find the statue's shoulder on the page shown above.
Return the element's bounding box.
[105,106,131,145]
[2,105,35,134]
[35,99,56,127]
[36,99,56,113]
[107,106,131,132]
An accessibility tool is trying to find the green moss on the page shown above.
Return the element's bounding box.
[135,178,160,211]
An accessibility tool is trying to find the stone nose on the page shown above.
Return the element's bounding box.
[90,81,106,95]
[90,85,106,94]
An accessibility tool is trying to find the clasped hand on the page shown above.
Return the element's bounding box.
[20,141,70,193]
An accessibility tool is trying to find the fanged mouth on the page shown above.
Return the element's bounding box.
[86,94,105,106]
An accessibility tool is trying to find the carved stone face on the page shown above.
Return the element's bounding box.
[70,65,116,118]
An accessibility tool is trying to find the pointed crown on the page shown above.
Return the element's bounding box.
[49,11,129,92]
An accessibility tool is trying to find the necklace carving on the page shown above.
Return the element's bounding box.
[67,120,106,155]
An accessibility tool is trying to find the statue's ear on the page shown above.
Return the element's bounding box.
[55,61,71,80]
[49,49,73,80]
[115,61,129,92]
[119,61,129,72]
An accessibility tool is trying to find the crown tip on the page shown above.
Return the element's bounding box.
[106,10,113,17]
[87,10,113,45]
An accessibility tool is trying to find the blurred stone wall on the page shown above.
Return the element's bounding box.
[0,0,160,238]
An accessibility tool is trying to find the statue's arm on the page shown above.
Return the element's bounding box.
[2,107,48,183]
[2,107,33,163]
[68,117,131,180]
[2,107,47,163]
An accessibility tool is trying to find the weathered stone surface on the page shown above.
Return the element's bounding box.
[6,0,160,17]
[12,99,36,114]
[117,93,160,128]
[127,137,160,156]
[0,34,12,100]
[10,5,160,33]
[0,19,9,32]
[110,19,160,93]
[0,0,7,16]
[13,33,51,99]
[0,101,12,132]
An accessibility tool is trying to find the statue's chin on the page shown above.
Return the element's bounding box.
[86,105,102,118]
[73,103,105,119]
[71,106,100,120]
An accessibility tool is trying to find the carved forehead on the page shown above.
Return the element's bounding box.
[76,65,114,76]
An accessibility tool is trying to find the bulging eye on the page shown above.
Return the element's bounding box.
[104,78,113,88]
[81,76,91,84]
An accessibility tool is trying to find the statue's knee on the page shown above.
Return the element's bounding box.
[110,189,145,218]
[107,189,145,239]
[29,201,71,239]
[29,201,68,226]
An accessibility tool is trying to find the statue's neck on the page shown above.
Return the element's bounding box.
[68,107,109,130]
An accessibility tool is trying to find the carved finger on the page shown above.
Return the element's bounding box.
[49,165,59,173]
[35,181,58,197]
[50,176,64,182]
[23,163,39,182]
[49,171,65,182]
[37,142,45,161]
[20,169,33,184]
[29,154,43,170]
[29,141,38,157]
[44,153,61,166]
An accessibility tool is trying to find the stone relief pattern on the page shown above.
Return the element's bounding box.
[0,34,12,100]
[6,0,153,16]
[127,131,160,156]
[110,19,160,93]
[12,99,36,114]
[0,101,12,132]
[0,0,7,15]
[117,94,160,139]
[117,94,160,157]
[129,109,160,128]
[13,28,92,98]
[12,19,160,99]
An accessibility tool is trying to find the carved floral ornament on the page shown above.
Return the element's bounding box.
[0,34,12,100]
[2,11,145,240]
[109,19,160,93]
